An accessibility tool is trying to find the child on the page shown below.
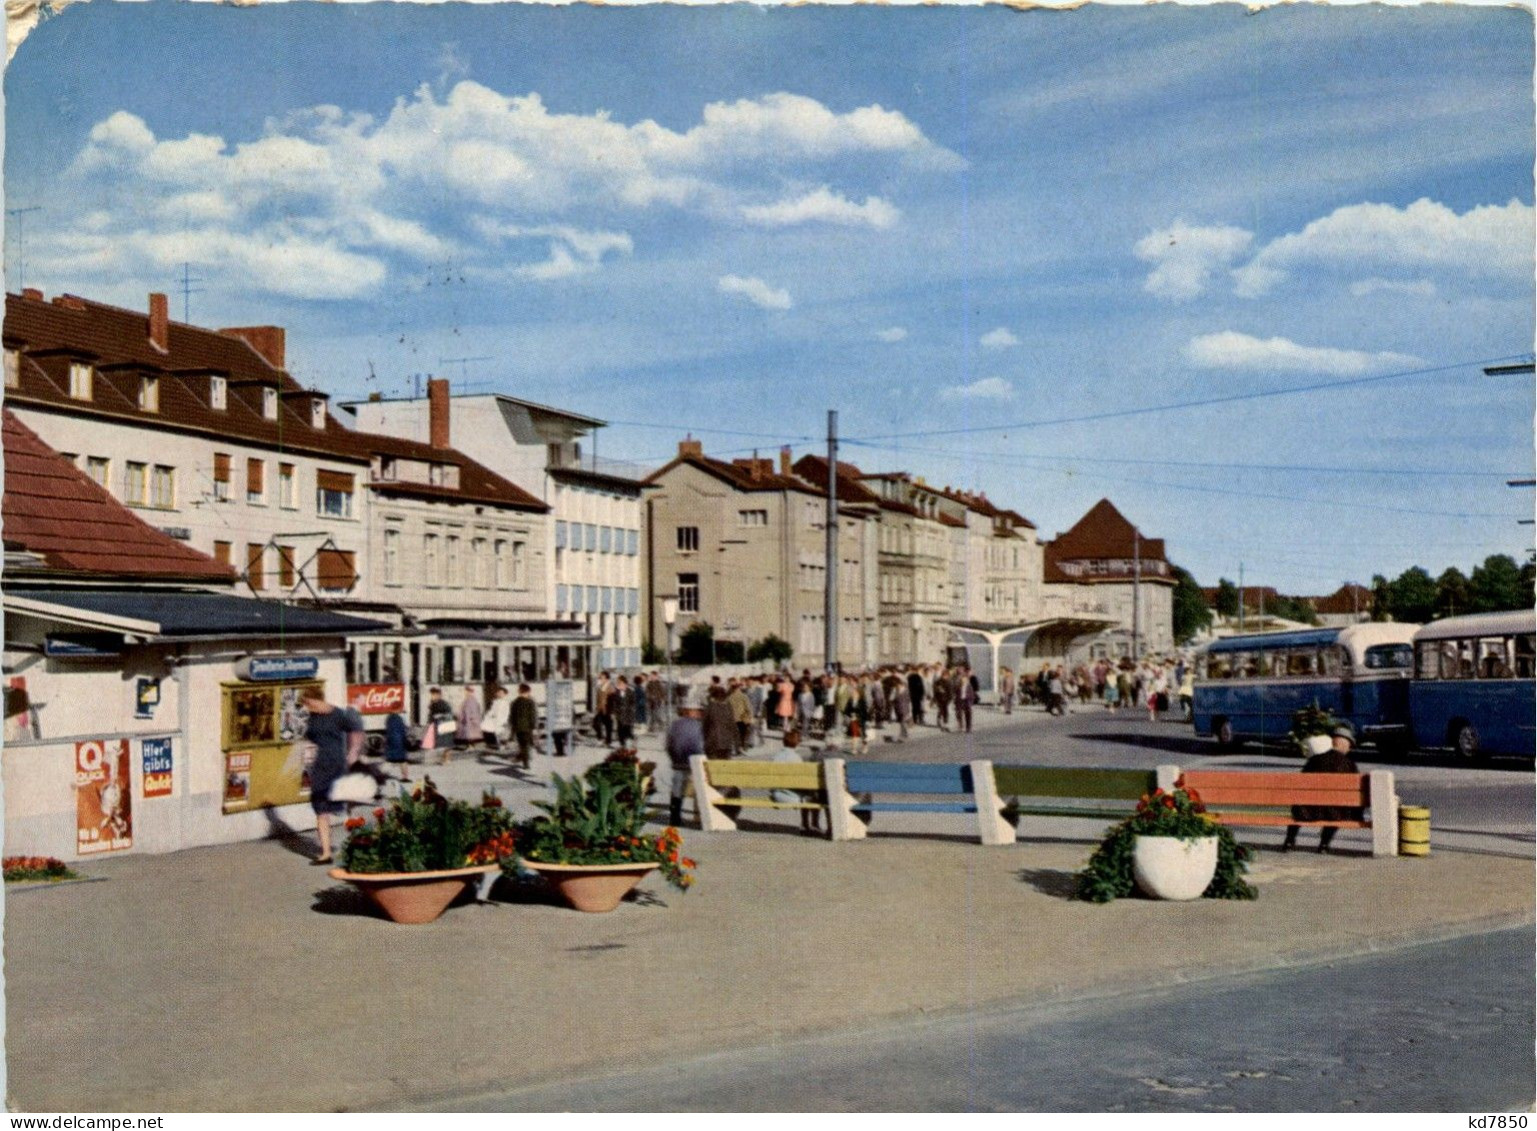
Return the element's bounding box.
[771,744,826,837]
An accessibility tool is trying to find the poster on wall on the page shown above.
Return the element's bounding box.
[141,737,173,798]
[223,751,252,811]
[546,679,574,732]
[135,678,161,721]
[278,686,309,743]
[221,681,323,813]
[348,683,406,716]
[75,739,132,855]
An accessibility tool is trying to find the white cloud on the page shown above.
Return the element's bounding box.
[718,274,792,311]
[1183,331,1421,376]
[1134,221,1253,300]
[941,376,1015,401]
[472,220,633,280]
[875,327,908,343]
[1233,198,1534,297]
[980,327,1021,349]
[741,187,899,229]
[1349,277,1438,299]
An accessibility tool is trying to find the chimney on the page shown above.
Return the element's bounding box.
[780,446,792,475]
[53,295,86,311]
[428,377,451,449]
[21,288,41,302]
[220,325,286,370]
[678,437,704,459]
[148,293,169,352]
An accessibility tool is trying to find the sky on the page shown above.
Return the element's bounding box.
[5,0,1534,596]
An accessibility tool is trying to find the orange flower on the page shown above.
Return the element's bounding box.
[373,807,386,819]
[345,816,365,830]
[681,858,696,869]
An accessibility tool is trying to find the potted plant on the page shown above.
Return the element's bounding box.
[511,750,696,913]
[1290,702,1341,757]
[1076,781,1257,903]
[331,778,519,924]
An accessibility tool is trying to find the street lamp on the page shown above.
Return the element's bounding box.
[661,595,679,725]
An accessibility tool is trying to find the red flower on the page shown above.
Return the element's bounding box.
[1163,796,1176,809]
[345,816,365,830]
[373,807,386,819]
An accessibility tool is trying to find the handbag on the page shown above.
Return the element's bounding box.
[436,718,457,737]
[329,772,376,804]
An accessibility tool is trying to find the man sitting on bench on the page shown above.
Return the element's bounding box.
[1283,723,1360,854]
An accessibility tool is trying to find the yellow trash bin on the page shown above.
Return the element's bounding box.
[1399,805,1431,856]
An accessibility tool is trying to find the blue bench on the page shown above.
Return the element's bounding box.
[831,760,1012,845]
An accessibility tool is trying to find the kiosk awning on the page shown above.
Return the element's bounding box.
[6,588,390,641]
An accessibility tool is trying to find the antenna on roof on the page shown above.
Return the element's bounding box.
[6,206,41,291]
[439,355,492,384]
[177,262,204,323]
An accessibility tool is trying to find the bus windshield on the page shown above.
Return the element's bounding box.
[1363,644,1412,671]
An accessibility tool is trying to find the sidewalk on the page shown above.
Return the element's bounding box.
[6,712,1532,1112]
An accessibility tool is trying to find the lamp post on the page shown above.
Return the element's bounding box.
[661,595,679,725]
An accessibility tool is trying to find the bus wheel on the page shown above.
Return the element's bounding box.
[1452,722,1482,761]
[1215,719,1241,750]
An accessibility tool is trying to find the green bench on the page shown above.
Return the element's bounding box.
[989,765,1173,841]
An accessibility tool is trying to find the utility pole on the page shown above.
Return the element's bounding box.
[824,410,840,673]
[1239,562,1246,634]
[1131,527,1141,659]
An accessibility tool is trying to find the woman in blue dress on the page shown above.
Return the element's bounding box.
[302,688,361,865]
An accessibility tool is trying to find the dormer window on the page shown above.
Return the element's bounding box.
[4,349,18,388]
[210,376,227,410]
[138,375,160,413]
[69,361,93,400]
[310,398,326,430]
[262,387,278,420]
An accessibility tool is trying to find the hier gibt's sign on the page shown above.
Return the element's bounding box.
[347,683,406,716]
[235,656,320,683]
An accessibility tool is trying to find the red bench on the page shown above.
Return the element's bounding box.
[1180,770,1399,857]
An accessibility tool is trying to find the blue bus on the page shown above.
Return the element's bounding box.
[1192,623,1418,751]
[1409,610,1536,761]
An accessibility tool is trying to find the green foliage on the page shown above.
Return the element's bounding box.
[1213,578,1241,619]
[3,856,79,883]
[1267,595,1319,625]
[1434,567,1472,619]
[715,639,746,663]
[678,621,716,665]
[641,639,666,665]
[1469,553,1529,613]
[1171,565,1213,644]
[1075,786,1257,903]
[512,752,696,891]
[1288,702,1340,757]
[747,633,794,664]
[341,778,518,874]
[1384,566,1437,624]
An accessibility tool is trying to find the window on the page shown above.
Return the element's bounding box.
[213,541,232,567]
[310,399,326,430]
[316,549,357,594]
[124,461,147,505]
[262,387,278,420]
[677,573,699,614]
[246,543,266,590]
[1477,637,1514,680]
[150,465,175,509]
[278,463,296,509]
[316,470,355,518]
[383,526,401,586]
[69,361,93,400]
[739,510,768,527]
[445,535,461,586]
[677,526,700,553]
[138,375,159,412]
[212,453,231,501]
[210,376,227,410]
[277,545,297,588]
[4,349,18,388]
[245,458,266,505]
[1363,644,1412,671]
[513,541,526,588]
[471,537,489,588]
[423,534,441,587]
[85,457,110,489]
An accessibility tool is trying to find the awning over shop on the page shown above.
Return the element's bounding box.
[940,617,1117,694]
[6,588,390,641]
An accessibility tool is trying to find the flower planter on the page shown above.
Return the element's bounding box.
[1132,835,1219,901]
[328,863,499,924]
[520,859,660,913]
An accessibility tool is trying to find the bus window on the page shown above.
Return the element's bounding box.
[1363,644,1412,671]
[1287,649,1318,677]
[1477,637,1514,680]
[1439,640,1475,680]
[1319,648,1344,678]
[1414,642,1439,680]
[1232,651,1257,678]
[1206,654,1232,679]
[1516,634,1535,680]
[1263,651,1287,678]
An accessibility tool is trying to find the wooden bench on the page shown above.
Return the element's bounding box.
[990,765,1168,842]
[834,760,1012,845]
[689,755,832,833]
[1180,769,1398,857]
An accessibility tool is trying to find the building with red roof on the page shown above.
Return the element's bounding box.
[1042,499,1175,658]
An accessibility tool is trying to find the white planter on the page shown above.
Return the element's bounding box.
[1303,734,1333,756]
[1133,835,1219,901]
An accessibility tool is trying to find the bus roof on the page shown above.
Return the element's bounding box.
[1412,609,1537,643]
[1205,627,1342,653]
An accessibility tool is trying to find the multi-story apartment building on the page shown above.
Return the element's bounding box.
[792,454,882,667]
[934,488,1042,624]
[347,388,644,671]
[856,471,952,664]
[1043,498,1175,659]
[644,441,878,668]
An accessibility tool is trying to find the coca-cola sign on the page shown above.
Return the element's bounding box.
[348,683,406,716]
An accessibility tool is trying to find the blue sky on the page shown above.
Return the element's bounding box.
[6,1,1534,596]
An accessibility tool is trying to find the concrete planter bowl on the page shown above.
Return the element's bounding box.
[1132,835,1219,901]
[328,863,499,924]
[520,859,660,913]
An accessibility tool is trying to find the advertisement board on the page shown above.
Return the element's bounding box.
[141,737,173,798]
[348,683,407,716]
[76,739,132,854]
[546,679,574,732]
[220,681,322,813]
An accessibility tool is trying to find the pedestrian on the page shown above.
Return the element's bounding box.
[665,705,704,827]
[795,678,817,739]
[425,686,455,763]
[892,680,911,743]
[482,686,511,752]
[775,672,796,733]
[746,676,766,746]
[954,667,975,733]
[632,672,649,731]
[703,684,737,760]
[932,668,952,730]
[999,667,1016,716]
[907,667,927,727]
[383,711,410,782]
[456,685,483,752]
[301,686,361,866]
[613,676,637,748]
[1284,724,1362,853]
[592,672,614,746]
[869,675,886,732]
[1047,667,1066,716]
[509,683,538,769]
[728,678,753,754]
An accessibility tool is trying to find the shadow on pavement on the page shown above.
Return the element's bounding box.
[1067,730,1213,756]
[262,806,320,859]
[1015,868,1080,899]
[311,884,386,918]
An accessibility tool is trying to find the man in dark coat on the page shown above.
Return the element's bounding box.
[1284,723,1361,853]
[509,684,539,769]
[702,684,738,760]
[907,668,926,727]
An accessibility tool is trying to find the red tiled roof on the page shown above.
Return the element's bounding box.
[5,291,545,513]
[2,409,236,582]
[1045,498,1166,564]
[644,451,821,496]
[791,454,882,506]
[1310,583,1374,615]
[937,513,968,528]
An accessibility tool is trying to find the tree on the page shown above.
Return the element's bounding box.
[1469,554,1527,613]
[746,634,793,665]
[1171,565,1213,644]
[641,639,666,665]
[1269,595,1319,625]
[1387,566,1436,624]
[1434,567,1471,620]
[1369,574,1393,621]
[677,621,715,665]
[1213,578,1240,619]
